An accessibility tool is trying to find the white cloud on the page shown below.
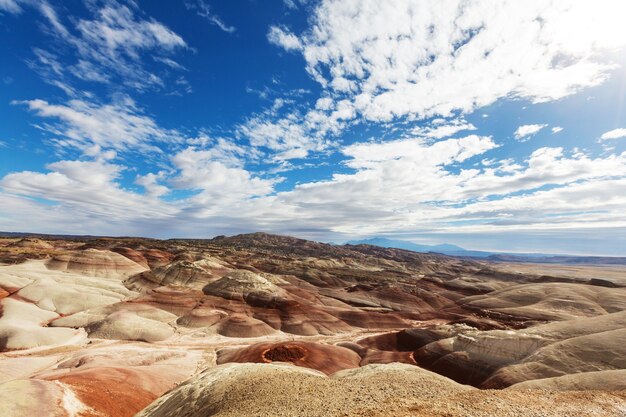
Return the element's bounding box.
[457,147,626,199]
[412,118,476,139]
[267,0,626,128]
[16,97,180,155]
[0,0,21,14]
[135,172,169,198]
[253,0,626,162]
[268,26,302,51]
[0,159,173,220]
[551,126,563,134]
[514,124,547,141]
[69,59,111,83]
[600,128,626,140]
[185,0,235,33]
[170,146,276,210]
[271,145,626,237]
[260,135,500,231]
[282,0,309,10]
[77,5,186,55]
[15,1,188,92]
[38,1,70,38]
[451,178,626,234]
[283,0,298,9]
[239,107,343,160]
[154,56,187,71]
[2,133,626,252]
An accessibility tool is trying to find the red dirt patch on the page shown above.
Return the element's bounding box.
[52,372,157,417]
[218,341,361,375]
[263,345,306,363]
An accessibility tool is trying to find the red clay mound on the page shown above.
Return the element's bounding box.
[112,247,149,269]
[215,313,277,337]
[217,341,361,375]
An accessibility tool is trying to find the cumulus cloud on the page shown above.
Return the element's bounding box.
[0,137,276,233]
[267,26,302,51]
[600,128,626,140]
[239,104,344,160]
[257,0,626,150]
[456,147,626,199]
[290,1,626,121]
[551,126,563,134]
[514,124,548,141]
[135,172,169,198]
[0,159,174,220]
[2,131,626,250]
[171,146,276,208]
[219,139,625,239]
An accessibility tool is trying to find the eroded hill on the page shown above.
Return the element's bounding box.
[0,233,625,416]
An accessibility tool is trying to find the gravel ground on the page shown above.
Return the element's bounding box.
[137,362,626,417]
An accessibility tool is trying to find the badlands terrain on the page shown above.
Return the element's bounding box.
[0,233,625,416]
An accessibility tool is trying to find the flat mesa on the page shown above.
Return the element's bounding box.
[0,234,625,416]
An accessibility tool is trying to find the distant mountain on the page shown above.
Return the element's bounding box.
[345,237,493,257]
[345,237,626,264]
[486,254,626,265]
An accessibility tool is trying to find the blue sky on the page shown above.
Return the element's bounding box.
[1,0,626,255]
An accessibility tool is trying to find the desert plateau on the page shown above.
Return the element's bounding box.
[0,233,625,416]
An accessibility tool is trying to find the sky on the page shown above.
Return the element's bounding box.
[0,0,626,255]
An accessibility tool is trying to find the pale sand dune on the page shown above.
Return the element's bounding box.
[1,258,138,315]
[202,269,288,301]
[485,327,626,387]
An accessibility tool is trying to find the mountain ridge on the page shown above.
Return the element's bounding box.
[346,237,626,264]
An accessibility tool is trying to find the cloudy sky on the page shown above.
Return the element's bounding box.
[1,0,626,255]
